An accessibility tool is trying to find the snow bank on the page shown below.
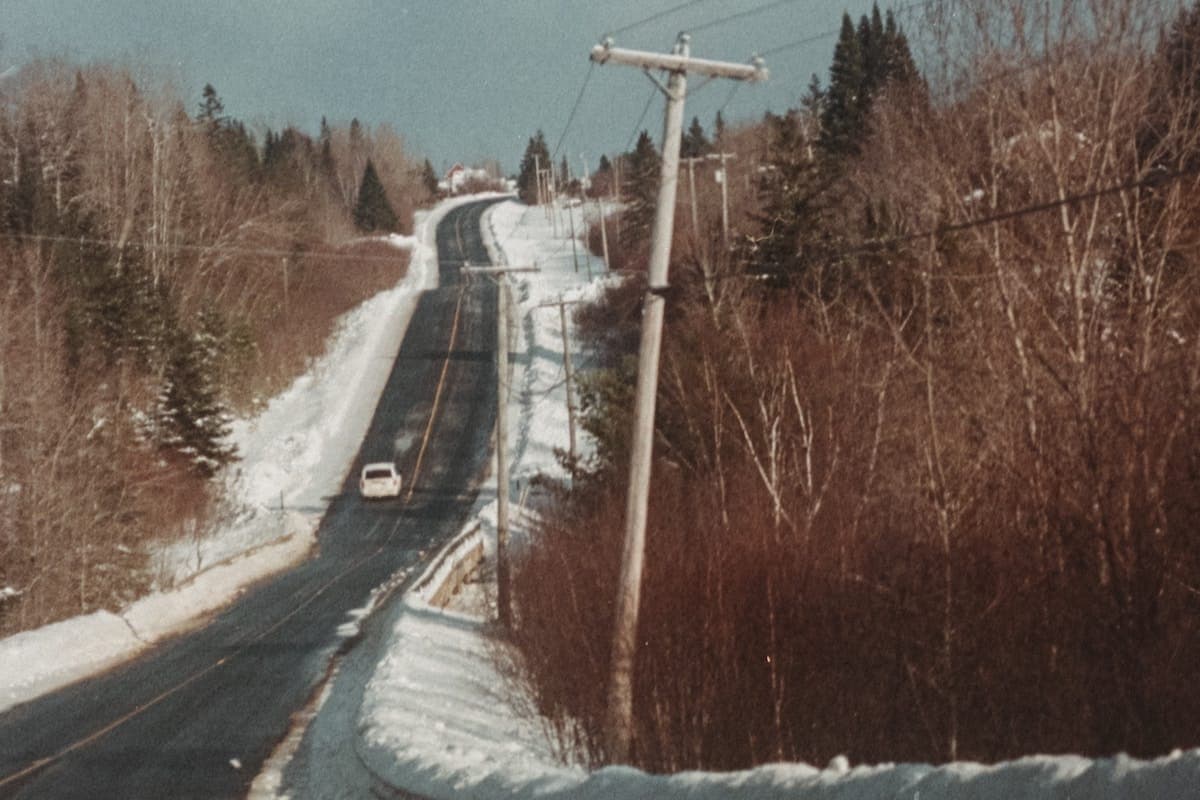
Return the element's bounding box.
[354,199,1200,800]
[0,196,489,716]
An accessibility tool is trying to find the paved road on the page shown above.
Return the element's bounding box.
[0,198,503,799]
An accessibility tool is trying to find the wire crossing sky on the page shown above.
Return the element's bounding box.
[0,0,881,173]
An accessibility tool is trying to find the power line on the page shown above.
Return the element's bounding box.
[667,164,1200,287]
[867,164,1199,252]
[552,61,596,160]
[0,230,416,265]
[760,25,840,58]
[689,0,803,35]
[609,0,716,37]
[625,84,661,152]
[758,0,935,58]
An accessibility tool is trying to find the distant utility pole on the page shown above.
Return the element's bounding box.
[611,156,622,243]
[681,156,705,249]
[582,154,611,271]
[536,296,581,464]
[534,154,544,206]
[563,164,584,276]
[706,151,737,248]
[463,263,538,629]
[590,33,766,764]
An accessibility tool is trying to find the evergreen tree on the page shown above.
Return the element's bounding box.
[559,154,570,190]
[1144,0,1200,166]
[882,10,920,88]
[196,84,259,179]
[819,7,920,159]
[517,130,550,205]
[682,116,710,158]
[820,13,868,158]
[156,326,236,478]
[421,158,439,196]
[752,110,838,285]
[859,4,886,96]
[622,130,661,250]
[353,159,399,232]
[197,83,225,128]
[318,116,337,188]
[598,154,612,174]
[714,110,727,144]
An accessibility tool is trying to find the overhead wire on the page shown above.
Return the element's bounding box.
[609,0,717,37]
[863,164,1200,253]
[551,61,596,160]
[688,0,804,35]
[625,84,662,152]
[0,230,414,264]
[717,164,1200,285]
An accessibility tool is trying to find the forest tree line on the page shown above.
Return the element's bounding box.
[512,0,1200,771]
[0,59,434,635]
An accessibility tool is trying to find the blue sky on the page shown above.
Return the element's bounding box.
[0,0,883,174]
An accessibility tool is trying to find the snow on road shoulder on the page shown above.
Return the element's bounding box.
[354,199,1200,800]
[0,196,482,716]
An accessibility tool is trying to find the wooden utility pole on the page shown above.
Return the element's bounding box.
[590,33,766,764]
[564,164,583,276]
[534,154,543,206]
[682,156,702,243]
[463,263,538,629]
[612,156,622,243]
[706,151,737,248]
[536,296,581,464]
[581,154,611,272]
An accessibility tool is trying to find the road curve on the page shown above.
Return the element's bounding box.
[0,198,503,799]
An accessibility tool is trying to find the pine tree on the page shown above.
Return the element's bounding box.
[622,130,661,251]
[820,13,868,158]
[517,130,550,205]
[318,116,337,189]
[156,326,236,478]
[714,110,727,144]
[882,10,920,88]
[558,154,570,190]
[682,116,710,158]
[752,110,837,285]
[421,158,439,196]
[197,83,224,128]
[353,159,399,232]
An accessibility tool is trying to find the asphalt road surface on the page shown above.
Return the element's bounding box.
[0,197,504,799]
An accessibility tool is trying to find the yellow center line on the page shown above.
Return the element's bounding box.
[405,211,472,502]
[0,489,407,783]
[1,205,481,791]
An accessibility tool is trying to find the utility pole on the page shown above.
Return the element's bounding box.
[564,163,584,276]
[590,34,766,764]
[536,296,581,464]
[706,151,737,248]
[534,154,544,207]
[582,154,612,271]
[463,263,538,629]
[682,156,702,244]
[612,155,622,244]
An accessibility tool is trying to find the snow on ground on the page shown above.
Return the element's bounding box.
[0,195,489,716]
[351,199,1200,800]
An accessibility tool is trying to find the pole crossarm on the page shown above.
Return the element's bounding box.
[590,39,768,83]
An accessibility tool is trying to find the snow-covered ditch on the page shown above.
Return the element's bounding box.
[350,199,1200,800]
[0,195,488,716]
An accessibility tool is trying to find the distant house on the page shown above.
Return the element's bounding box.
[439,163,494,195]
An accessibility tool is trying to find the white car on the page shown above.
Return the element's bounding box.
[359,462,402,498]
